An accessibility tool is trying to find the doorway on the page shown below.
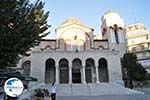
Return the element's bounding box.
[59,58,69,83]
[45,58,55,84]
[72,69,81,83]
[98,58,109,82]
[72,58,82,83]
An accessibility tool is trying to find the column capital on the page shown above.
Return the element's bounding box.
[82,60,86,67]
[69,66,72,69]
[95,62,99,67]
[68,61,72,67]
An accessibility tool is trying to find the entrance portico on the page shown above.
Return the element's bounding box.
[44,57,109,84]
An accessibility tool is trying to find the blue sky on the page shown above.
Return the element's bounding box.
[34,0,150,38]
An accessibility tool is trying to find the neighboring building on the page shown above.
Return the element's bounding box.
[18,10,126,85]
[125,23,150,73]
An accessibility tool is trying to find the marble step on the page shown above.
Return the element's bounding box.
[55,83,143,96]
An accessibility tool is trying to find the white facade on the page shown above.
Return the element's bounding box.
[20,11,127,84]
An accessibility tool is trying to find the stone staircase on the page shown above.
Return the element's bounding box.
[19,82,144,99]
[44,83,143,96]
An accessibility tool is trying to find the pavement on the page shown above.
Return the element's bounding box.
[1,92,150,100]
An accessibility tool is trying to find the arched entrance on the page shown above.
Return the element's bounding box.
[85,58,95,83]
[98,58,109,82]
[45,58,55,84]
[22,60,31,76]
[72,58,82,83]
[59,58,69,83]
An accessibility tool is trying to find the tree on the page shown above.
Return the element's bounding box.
[0,0,50,69]
[121,52,147,81]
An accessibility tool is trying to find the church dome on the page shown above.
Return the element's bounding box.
[102,10,117,20]
[61,17,82,25]
[101,10,124,28]
[56,17,93,31]
[103,10,116,15]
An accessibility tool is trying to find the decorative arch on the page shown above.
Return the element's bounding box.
[44,45,52,50]
[98,58,109,82]
[59,28,92,41]
[56,27,93,51]
[98,45,105,50]
[59,58,69,83]
[72,58,82,83]
[72,58,82,68]
[45,58,55,84]
[22,60,31,76]
[85,58,96,83]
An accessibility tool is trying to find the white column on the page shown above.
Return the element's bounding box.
[69,63,72,84]
[121,29,125,43]
[118,28,123,43]
[95,63,99,83]
[82,63,86,84]
[55,65,59,84]
[109,28,116,43]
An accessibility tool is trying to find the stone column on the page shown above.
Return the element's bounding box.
[109,27,116,43]
[55,65,59,84]
[82,62,86,84]
[95,63,99,83]
[69,63,72,84]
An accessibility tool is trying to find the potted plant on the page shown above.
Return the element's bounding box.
[34,89,44,100]
[42,89,50,100]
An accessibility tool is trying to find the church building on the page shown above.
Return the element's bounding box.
[20,10,127,85]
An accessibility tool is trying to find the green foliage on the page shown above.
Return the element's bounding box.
[121,52,147,81]
[42,88,49,96]
[34,88,44,97]
[134,80,150,88]
[0,0,50,68]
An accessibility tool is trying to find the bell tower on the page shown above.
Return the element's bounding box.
[101,10,126,51]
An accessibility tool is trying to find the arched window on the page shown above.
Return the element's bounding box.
[22,60,31,76]
[59,58,69,83]
[85,58,95,83]
[45,58,55,84]
[98,58,109,82]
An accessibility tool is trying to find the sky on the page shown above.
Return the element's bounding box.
[33,0,150,39]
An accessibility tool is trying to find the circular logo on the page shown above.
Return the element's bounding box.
[4,78,24,97]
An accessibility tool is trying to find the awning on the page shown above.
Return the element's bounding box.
[138,59,150,68]
[0,72,37,81]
